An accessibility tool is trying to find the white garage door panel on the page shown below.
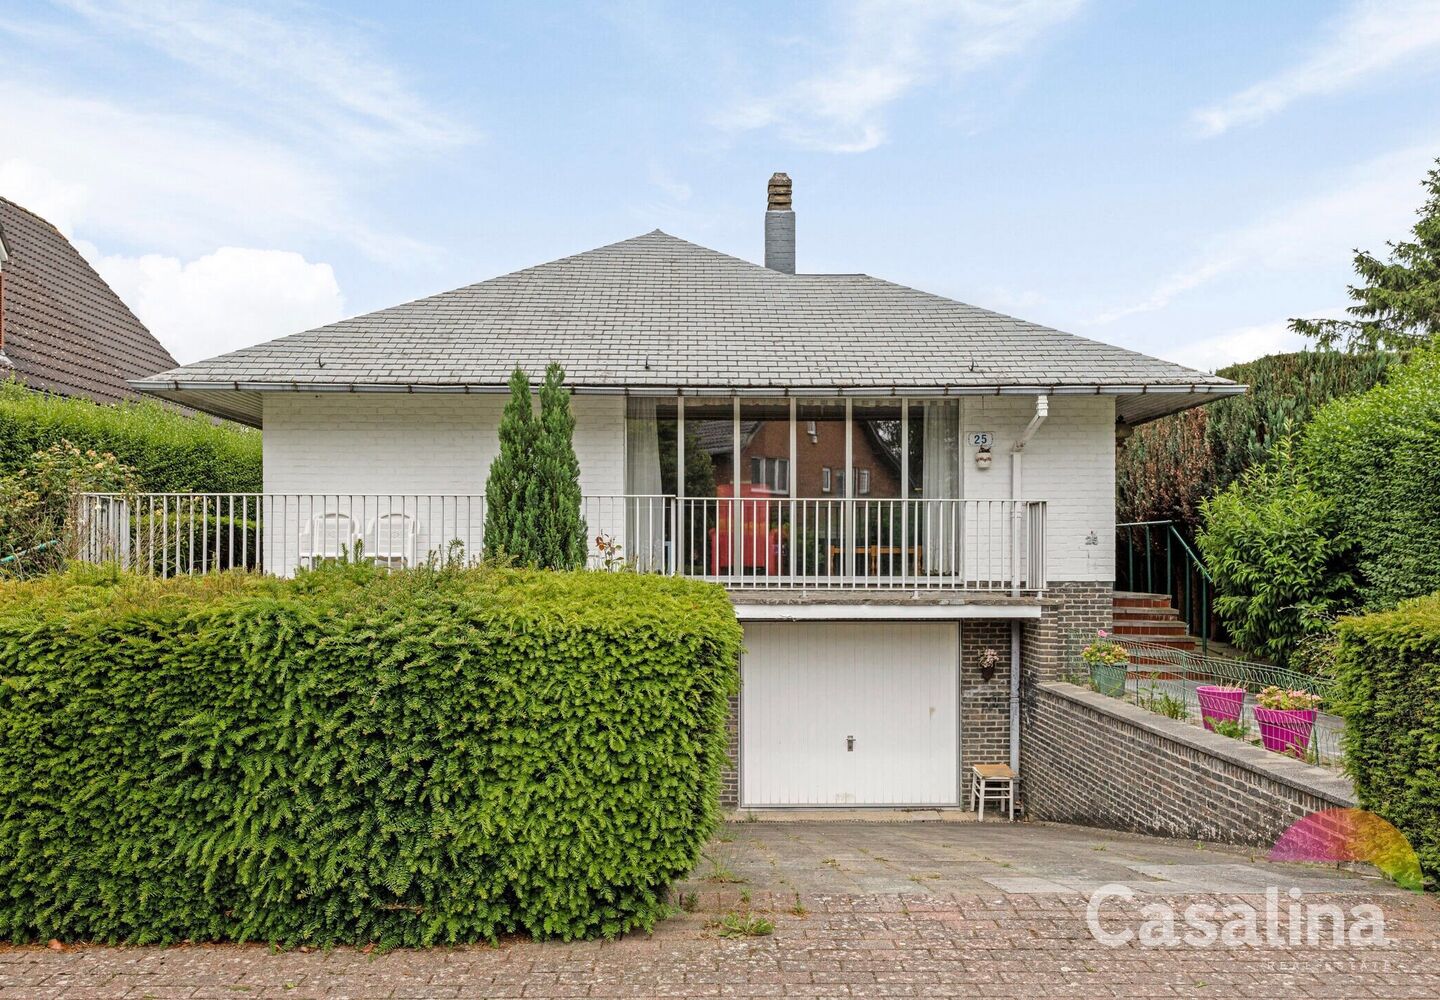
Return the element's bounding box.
[741,622,959,806]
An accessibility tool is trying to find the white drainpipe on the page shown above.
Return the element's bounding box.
[1009,395,1048,777]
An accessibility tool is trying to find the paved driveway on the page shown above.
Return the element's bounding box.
[4,821,1437,999]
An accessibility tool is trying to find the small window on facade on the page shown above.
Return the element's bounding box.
[776,458,789,493]
[821,466,832,493]
[750,456,763,486]
[857,469,871,495]
[806,420,818,442]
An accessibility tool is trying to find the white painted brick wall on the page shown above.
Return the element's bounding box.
[261,393,626,573]
[260,392,1113,584]
[960,395,1115,582]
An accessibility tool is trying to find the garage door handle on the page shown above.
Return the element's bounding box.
[846,735,855,752]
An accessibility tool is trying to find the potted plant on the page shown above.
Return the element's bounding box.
[1081,630,1129,697]
[1253,686,1323,756]
[1196,684,1246,732]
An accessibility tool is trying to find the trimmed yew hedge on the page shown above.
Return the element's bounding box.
[0,563,741,945]
[1333,594,1440,889]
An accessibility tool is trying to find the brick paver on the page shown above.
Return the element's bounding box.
[3,822,1436,998]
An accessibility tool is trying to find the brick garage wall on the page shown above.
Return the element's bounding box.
[1021,580,1113,684]
[720,694,739,808]
[960,620,1013,789]
[1022,681,1356,844]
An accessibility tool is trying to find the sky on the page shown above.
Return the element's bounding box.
[3,0,1440,372]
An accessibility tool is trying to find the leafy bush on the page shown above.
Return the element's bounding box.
[1301,348,1440,609]
[0,378,261,492]
[0,441,138,574]
[1117,351,1395,527]
[0,563,741,945]
[1197,459,1355,664]
[1332,594,1440,889]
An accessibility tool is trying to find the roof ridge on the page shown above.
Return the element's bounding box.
[0,195,64,235]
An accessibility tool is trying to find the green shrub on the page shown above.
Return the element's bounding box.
[1197,458,1355,664]
[1332,594,1440,889]
[0,564,741,945]
[0,441,138,574]
[0,378,261,492]
[1301,348,1440,609]
[1117,350,1395,527]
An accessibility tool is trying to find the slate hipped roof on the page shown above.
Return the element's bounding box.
[0,197,178,404]
[134,230,1241,427]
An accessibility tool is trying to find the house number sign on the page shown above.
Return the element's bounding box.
[969,432,993,447]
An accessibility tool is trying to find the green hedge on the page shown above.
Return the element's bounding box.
[0,378,261,492]
[1197,460,1355,664]
[1302,349,1440,610]
[0,564,741,945]
[1333,594,1440,889]
[1117,350,1395,527]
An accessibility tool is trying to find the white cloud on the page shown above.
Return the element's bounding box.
[82,244,345,365]
[1191,0,1440,137]
[1159,313,1338,372]
[716,0,1083,153]
[57,0,468,158]
[1089,142,1440,325]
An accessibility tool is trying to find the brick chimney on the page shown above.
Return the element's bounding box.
[764,172,795,274]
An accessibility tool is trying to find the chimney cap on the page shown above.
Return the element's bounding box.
[767,172,792,212]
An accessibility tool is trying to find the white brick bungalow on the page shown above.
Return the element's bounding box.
[123,175,1242,811]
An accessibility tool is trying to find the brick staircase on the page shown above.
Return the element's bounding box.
[1111,591,1197,658]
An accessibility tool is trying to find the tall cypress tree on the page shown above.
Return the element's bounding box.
[535,363,587,570]
[483,367,539,564]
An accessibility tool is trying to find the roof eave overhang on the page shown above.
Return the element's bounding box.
[130,379,1247,428]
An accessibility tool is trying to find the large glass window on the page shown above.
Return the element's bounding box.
[622,395,964,579]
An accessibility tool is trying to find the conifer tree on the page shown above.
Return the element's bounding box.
[483,367,539,564]
[534,363,587,569]
[1292,159,1440,352]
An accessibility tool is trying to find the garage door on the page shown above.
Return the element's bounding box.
[741,621,959,807]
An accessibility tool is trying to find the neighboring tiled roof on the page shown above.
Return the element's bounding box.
[0,197,178,404]
[135,230,1241,426]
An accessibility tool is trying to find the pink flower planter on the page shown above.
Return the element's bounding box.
[1196,685,1245,732]
[1254,707,1317,756]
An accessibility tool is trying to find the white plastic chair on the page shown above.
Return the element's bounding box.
[368,512,417,570]
[300,511,359,569]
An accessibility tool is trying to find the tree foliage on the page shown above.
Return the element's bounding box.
[483,367,541,562]
[534,363,587,570]
[1117,350,1395,528]
[482,365,588,569]
[0,563,742,945]
[1197,453,1355,664]
[1291,159,1440,352]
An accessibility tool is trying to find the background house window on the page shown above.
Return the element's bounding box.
[856,468,871,495]
[748,456,789,493]
[821,467,832,493]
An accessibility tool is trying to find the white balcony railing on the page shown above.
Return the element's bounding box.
[75,493,1047,592]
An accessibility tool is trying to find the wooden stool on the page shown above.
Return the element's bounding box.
[970,764,1016,821]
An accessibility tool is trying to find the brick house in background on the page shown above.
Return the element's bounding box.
[120,174,1246,810]
[0,197,178,404]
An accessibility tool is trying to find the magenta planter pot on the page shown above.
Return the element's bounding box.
[1196,686,1245,732]
[1254,707,1318,756]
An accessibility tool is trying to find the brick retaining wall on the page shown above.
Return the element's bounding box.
[1022,681,1356,845]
